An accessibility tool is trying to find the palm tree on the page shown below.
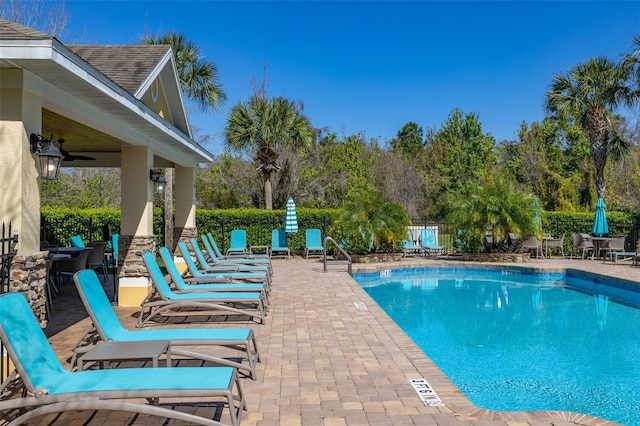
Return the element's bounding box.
[225,95,314,210]
[447,178,540,254]
[330,194,410,254]
[545,56,633,200]
[141,32,226,112]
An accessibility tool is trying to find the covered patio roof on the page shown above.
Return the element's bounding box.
[0,18,214,167]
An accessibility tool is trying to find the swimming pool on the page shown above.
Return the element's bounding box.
[352,266,640,425]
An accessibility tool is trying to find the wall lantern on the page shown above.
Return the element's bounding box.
[150,169,167,195]
[30,133,63,180]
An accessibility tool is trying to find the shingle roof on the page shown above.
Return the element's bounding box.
[0,19,171,96]
[68,45,171,94]
[0,18,51,39]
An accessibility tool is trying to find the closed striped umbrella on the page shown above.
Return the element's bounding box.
[285,197,298,233]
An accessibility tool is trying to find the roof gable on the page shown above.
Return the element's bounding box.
[67,44,190,136]
[67,45,169,94]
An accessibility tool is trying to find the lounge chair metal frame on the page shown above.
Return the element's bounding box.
[0,292,245,426]
[72,269,260,378]
[139,251,266,327]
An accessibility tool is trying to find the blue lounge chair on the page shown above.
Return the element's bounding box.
[140,251,266,326]
[304,228,325,258]
[420,228,446,256]
[163,245,269,302]
[201,235,272,275]
[226,229,248,255]
[73,268,260,378]
[0,291,245,426]
[208,232,269,261]
[191,238,272,283]
[270,229,290,258]
[403,229,422,257]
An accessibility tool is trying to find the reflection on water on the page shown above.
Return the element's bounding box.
[354,268,640,425]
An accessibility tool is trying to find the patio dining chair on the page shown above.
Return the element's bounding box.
[57,247,91,285]
[86,241,108,282]
[521,236,543,258]
[570,233,593,260]
[544,234,565,258]
[599,236,634,263]
[0,291,246,426]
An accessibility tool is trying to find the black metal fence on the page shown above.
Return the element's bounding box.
[0,222,18,294]
[40,212,640,257]
[409,218,455,252]
[1,222,18,386]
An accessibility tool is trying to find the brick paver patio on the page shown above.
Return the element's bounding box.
[19,255,636,425]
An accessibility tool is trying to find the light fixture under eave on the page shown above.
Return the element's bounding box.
[150,169,167,195]
[30,133,64,180]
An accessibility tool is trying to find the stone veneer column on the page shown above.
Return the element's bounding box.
[10,251,48,328]
[172,226,197,274]
[172,227,197,255]
[117,234,156,306]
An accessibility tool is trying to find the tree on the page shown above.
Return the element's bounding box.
[389,122,424,157]
[500,119,573,211]
[422,108,497,216]
[225,95,314,210]
[141,32,226,251]
[141,32,226,113]
[446,177,540,254]
[0,0,68,37]
[434,108,497,191]
[330,193,410,254]
[545,56,633,200]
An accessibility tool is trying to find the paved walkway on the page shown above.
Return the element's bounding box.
[26,255,638,425]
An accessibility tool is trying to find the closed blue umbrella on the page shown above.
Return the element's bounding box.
[285,197,298,233]
[591,198,609,237]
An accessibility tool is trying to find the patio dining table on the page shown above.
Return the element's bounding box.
[56,246,87,255]
[590,236,610,260]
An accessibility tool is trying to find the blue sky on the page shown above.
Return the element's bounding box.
[62,1,640,154]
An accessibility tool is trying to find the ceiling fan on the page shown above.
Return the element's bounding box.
[57,138,96,161]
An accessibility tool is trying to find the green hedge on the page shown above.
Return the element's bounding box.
[40,207,639,254]
[543,210,638,252]
[41,206,337,255]
[195,208,337,254]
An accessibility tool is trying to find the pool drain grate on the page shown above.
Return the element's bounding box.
[354,301,368,311]
[409,378,445,406]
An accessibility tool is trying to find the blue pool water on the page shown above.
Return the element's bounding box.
[352,267,640,425]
